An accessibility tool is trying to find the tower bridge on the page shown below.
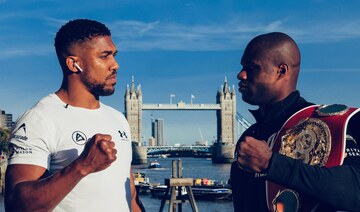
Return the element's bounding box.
[125,77,251,164]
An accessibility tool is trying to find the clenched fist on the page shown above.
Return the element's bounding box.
[237,136,273,173]
[76,134,117,176]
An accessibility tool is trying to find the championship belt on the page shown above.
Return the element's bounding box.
[266,104,360,212]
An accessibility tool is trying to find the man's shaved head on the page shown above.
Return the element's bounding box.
[238,32,302,106]
[244,32,301,79]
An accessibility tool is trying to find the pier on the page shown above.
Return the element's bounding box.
[159,160,198,212]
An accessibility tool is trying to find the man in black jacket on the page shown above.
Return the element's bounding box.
[231,32,360,211]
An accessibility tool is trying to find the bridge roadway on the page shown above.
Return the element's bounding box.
[146,145,212,154]
[142,103,252,131]
[142,102,221,110]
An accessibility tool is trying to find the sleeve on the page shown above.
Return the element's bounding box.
[266,134,360,211]
[8,110,52,169]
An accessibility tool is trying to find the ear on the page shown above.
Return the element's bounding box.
[277,64,288,78]
[65,56,80,74]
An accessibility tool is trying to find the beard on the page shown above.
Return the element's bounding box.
[81,72,116,97]
[88,82,115,96]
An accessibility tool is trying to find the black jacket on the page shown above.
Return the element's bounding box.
[230,91,360,212]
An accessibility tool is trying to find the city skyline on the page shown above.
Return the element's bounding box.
[0,109,13,130]
[152,118,165,146]
[1,1,360,145]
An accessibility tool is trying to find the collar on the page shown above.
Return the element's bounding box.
[249,91,305,124]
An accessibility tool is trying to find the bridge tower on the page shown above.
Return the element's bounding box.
[125,77,143,142]
[216,77,236,144]
[125,77,147,164]
[213,77,236,163]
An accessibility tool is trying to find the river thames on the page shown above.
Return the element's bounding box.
[0,157,233,212]
[133,157,233,212]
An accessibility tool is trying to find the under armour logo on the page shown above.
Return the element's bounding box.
[72,131,87,145]
[118,130,128,139]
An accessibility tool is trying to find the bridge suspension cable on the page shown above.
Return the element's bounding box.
[236,112,252,129]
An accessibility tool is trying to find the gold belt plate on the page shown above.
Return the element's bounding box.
[280,118,331,166]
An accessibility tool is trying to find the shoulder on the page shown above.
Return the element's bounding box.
[16,95,55,119]
[347,107,360,142]
[99,102,128,123]
[13,94,65,133]
[295,96,314,112]
[22,94,65,116]
[100,102,124,117]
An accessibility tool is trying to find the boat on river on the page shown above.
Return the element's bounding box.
[149,183,232,201]
[133,172,151,193]
[150,185,188,197]
[148,160,161,169]
[191,187,232,200]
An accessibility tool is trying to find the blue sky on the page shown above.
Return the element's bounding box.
[1,0,360,145]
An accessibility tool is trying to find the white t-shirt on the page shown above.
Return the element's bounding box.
[8,94,133,212]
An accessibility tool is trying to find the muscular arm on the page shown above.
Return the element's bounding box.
[267,152,360,210]
[237,136,360,211]
[5,134,117,211]
[5,162,87,211]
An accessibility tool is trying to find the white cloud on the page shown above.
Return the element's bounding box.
[43,17,68,28]
[0,11,23,20]
[0,45,53,59]
[264,21,284,32]
[111,19,264,51]
[109,17,360,52]
[2,15,360,57]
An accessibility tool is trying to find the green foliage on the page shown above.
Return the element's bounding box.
[0,128,10,154]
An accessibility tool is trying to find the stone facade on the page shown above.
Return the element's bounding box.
[124,77,142,143]
[216,77,236,144]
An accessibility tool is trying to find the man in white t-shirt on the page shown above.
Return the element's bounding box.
[5,19,144,212]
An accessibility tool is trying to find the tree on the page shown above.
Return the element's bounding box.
[0,128,10,154]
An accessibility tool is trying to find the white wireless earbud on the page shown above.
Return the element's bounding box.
[74,62,83,72]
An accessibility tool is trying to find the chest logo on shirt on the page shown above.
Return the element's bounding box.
[72,131,87,145]
[118,130,129,141]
